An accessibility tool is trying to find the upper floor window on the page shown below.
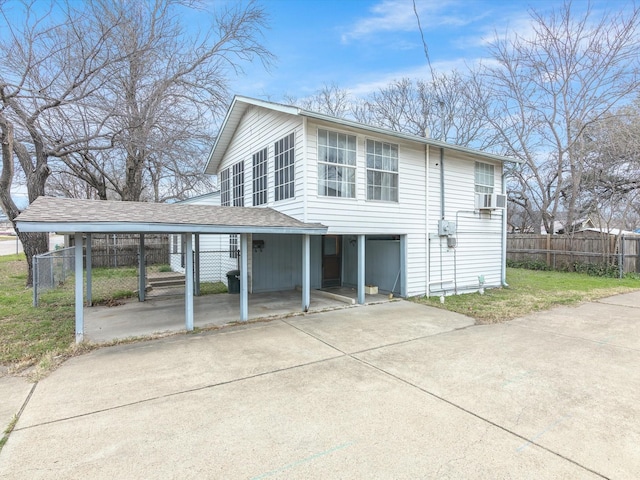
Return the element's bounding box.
[220,168,230,206]
[366,139,398,202]
[317,128,356,198]
[232,161,244,206]
[274,132,295,201]
[253,147,268,206]
[475,162,494,194]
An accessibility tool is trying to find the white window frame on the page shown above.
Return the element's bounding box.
[317,128,357,198]
[366,139,398,202]
[475,162,495,194]
[232,161,244,206]
[274,132,295,201]
[220,168,230,206]
[229,234,239,259]
[253,147,268,206]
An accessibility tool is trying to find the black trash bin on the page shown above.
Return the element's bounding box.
[226,270,240,294]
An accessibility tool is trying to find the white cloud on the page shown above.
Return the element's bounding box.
[341,0,484,44]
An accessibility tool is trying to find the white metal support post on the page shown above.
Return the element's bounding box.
[240,233,248,321]
[185,233,194,331]
[86,233,92,306]
[302,234,310,312]
[357,234,365,305]
[138,234,146,302]
[74,232,84,343]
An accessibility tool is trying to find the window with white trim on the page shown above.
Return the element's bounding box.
[229,234,238,258]
[220,168,230,206]
[232,161,244,206]
[274,133,295,201]
[366,139,398,202]
[475,162,494,194]
[253,148,268,206]
[317,129,356,198]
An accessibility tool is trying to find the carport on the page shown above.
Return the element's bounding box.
[15,196,328,342]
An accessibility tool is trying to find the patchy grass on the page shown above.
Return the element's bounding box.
[0,257,229,371]
[412,267,640,324]
[0,254,75,369]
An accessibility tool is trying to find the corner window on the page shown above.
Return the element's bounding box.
[317,129,356,198]
[253,147,268,206]
[366,140,398,202]
[220,168,230,206]
[232,161,244,206]
[274,132,295,201]
[475,162,494,194]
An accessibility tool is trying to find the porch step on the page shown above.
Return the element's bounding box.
[147,273,186,289]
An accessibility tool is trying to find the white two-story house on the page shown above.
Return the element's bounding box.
[202,96,518,299]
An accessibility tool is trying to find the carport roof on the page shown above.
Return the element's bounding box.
[15,196,327,235]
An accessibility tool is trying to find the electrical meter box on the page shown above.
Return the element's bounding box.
[438,220,457,236]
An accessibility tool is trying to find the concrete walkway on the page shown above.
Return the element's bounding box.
[1,294,640,479]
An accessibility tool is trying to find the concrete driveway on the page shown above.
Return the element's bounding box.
[1,295,639,479]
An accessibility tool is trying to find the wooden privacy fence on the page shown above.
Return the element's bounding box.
[507,233,640,275]
[69,234,170,268]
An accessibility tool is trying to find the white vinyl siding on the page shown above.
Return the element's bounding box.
[232,162,244,206]
[253,148,268,206]
[274,132,295,201]
[317,128,356,198]
[475,162,494,194]
[366,139,398,202]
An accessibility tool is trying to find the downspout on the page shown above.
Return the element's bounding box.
[425,144,430,297]
[302,116,308,223]
[501,169,509,287]
[439,147,445,291]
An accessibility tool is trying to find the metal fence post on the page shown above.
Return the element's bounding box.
[33,255,38,307]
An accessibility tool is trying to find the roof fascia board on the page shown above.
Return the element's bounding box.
[16,221,327,235]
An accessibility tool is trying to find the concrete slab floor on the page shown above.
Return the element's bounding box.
[85,289,390,343]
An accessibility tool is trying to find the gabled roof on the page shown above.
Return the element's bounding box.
[15,196,327,235]
[204,95,522,175]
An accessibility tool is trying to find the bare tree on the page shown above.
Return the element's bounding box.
[286,83,352,118]
[476,1,640,233]
[0,0,120,285]
[81,0,272,202]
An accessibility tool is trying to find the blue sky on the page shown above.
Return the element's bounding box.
[230,0,632,100]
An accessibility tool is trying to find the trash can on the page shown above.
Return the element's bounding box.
[226,270,240,294]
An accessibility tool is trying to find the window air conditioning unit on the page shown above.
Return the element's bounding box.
[475,193,507,210]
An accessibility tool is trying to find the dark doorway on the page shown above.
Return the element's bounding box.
[322,235,341,287]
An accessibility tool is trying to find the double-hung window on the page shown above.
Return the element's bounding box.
[220,168,231,206]
[317,129,356,198]
[366,140,398,202]
[274,133,295,201]
[475,162,494,194]
[253,148,268,206]
[232,162,244,206]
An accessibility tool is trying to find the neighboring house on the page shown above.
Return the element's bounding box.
[169,192,237,284]
[200,96,519,297]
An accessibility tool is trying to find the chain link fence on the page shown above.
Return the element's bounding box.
[33,236,236,305]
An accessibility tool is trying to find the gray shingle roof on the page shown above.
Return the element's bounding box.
[16,196,327,235]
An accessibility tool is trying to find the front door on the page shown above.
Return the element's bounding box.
[322,235,341,287]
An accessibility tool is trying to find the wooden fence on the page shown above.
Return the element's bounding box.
[69,234,170,268]
[507,233,640,275]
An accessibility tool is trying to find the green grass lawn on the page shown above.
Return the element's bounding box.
[413,267,640,323]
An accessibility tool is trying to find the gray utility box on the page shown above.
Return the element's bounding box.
[438,219,457,236]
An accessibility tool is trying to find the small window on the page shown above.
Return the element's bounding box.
[229,234,239,258]
[253,148,268,206]
[366,139,398,202]
[172,235,178,254]
[220,168,230,206]
[318,129,357,198]
[475,162,494,194]
[232,162,244,206]
[274,132,295,201]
